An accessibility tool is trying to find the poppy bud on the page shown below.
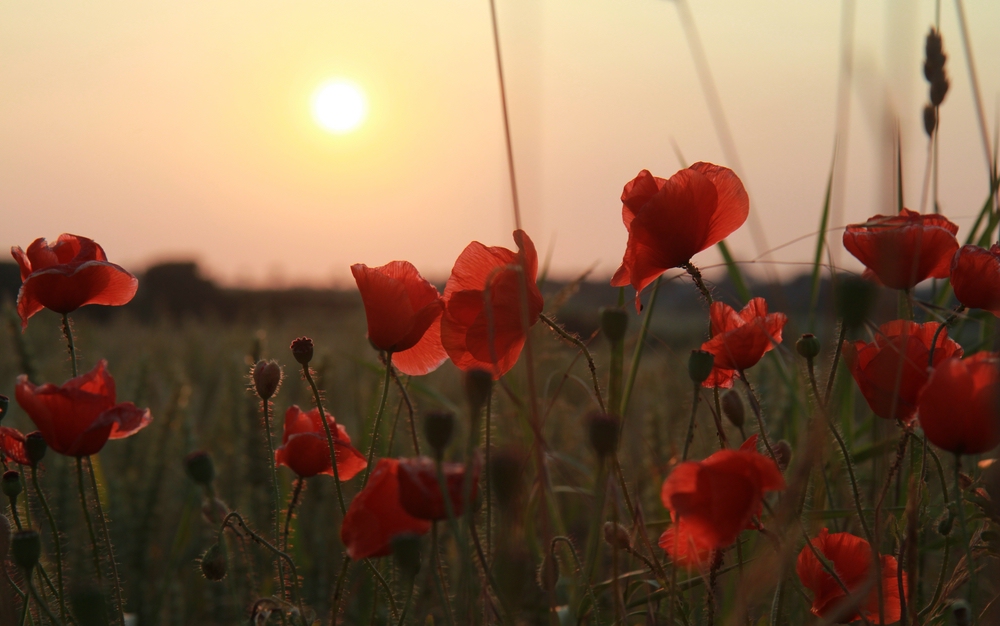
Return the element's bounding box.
[391,533,422,581]
[0,394,8,423]
[252,360,282,400]
[688,350,715,385]
[70,586,110,626]
[25,432,47,467]
[290,337,314,366]
[2,470,21,499]
[836,276,877,330]
[11,529,41,572]
[773,440,792,472]
[200,542,228,581]
[796,334,821,360]
[721,390,745,428]
[923,104,937,137]
[489,447,523,510]
[949,600,970,626]
[464,369,493,415]
[423,411,455,457]
[599,307,629,343]
[586,412,620,459]
[603,522,631,550]
[184,451,215,486]
[0,513,10,558]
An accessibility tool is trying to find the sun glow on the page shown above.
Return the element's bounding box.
[312,80,367,134]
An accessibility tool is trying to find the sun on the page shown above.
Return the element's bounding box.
[312,80,367,134]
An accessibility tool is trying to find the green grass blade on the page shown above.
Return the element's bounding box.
[716,240,751,303]
[809,146,837,330]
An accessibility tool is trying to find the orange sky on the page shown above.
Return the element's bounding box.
[2,1,998,288]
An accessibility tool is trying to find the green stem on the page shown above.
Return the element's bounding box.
[30,466,66,622]
[219,512,303,610]
[302,364,346,515]
[430,524,456,626]
[682,381,700,461]
[682,262,714,304]
[330,558,351,626]
[28,571,62,625]
[60,314,77,378]
[551,536,600,626]
[620,275,661,417]
[261,399,289,602]
[395,578,415,626]
[539,313,606,413]
[485,396,493,561]
[824,323,848,405]
[283,477,304,553]
[360,353,393,488]
[86,457,125,626]
[953,454,976,623]
[738,371,778,462]
[76,457,102,580]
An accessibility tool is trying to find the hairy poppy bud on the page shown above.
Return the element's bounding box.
[836,276,877,330]
[0,513,10,558]
[949,599,970,626]
[923,104,937,137]
[12,529,41,572]
[2,470,21,499]
[773,440,792,472]
[25,432,47,467]
[391,533,422,581]
[688,350,715,384]
[796,334,821,360]
[423,411,455,457]
[721,391,745,428]
[489,447,523,510]
[0,394,8,423]
[71,586,110,626]
[290,337,314,366]
[200,542,228,581]
[184,451,215,486]
[464,369,493,415]
[599,307,629,343]
[603,522,631,550]
[586,412,620,459]
[252,360,282,400]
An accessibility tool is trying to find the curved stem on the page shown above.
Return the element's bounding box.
[261,399,288,602]
[86,457,125,626]
[927,306,964,365]
[283,476,304,553]
[60,314,77,378]
[738,371,778,462]
[302,364,346,516]
[387,366,420,455]
[30,466,66,622]
[361,353,393,488]
[76,458,102,580]
[552,536,600,625]
[539,313,605,413]
[330,558,350,626]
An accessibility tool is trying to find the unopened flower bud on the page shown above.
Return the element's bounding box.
[721,391,745,428]
[252,360,282,400]
[464,369,493,415]
[25,432,47,467]
[923,104,937,137]
[0,394,8,423]
[391,533,422,581]
[200,542,228,581]
[489,447,523,510]
[949,599,970,626]
[599,307,629,343]
[184,451,215,486]
[2,470,22,499]
[773,440,792,472]
[586,412,620,459]
[70,586,110,626]
[290,337,314,366]
[424,411,455,457]
[11,529,41,572]
[688,350,715,385]
[837,276,877,330]
[796,334,821,360]
[603,522,631,550]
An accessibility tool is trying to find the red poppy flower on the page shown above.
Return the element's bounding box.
[11,234,138,329]
[441,230,543,379]
[699,298,787,388]
[611,163,749,311]
[658,519,714,570]
[351,261,449,376]
[917,352,1000,455]
[843,208,959,290]
[340,459,432,560]
[0,427,31,466]
[274,406,367,479]
[660,446,784,551]
[396,456,480,521]
[797,528,904,624]
[950,244,1000,316]
[843,320,962,422]
[14,360,151,457]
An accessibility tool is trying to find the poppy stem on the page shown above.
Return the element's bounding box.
[485,395,493,561]
[75,457,102,580]
[682,262,714,305]
[538,314,606,413]
[737,371,778,462]
[26,574,61,626]
[610,457,667,583]
[927,306,965,366]
[386,365,419,456]
[260,398,289,604]
[301,363,346,515]
[60,314,77,378]
[682,381,701,461]
[30,466,67,622]
[360,352,393,489]
[823,322,848,405]
[620,275,662,418]
[330,558,351,626]
[283,476,304,553]
[953,454,977,622]
[86,457,125,626]
[430,523,456,626]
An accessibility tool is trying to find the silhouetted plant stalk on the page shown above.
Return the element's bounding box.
[75,458,102,581]
[539,313,606,413]
[259,396,288,603]
[60,314,77,378]
[29,465,66,621]
[86,457,126,626]
[738,371,778,462]
[282,476,304,553]
[361,352,393,489]
[953,454,976,622]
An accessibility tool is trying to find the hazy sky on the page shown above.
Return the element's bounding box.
[2,1,998,288]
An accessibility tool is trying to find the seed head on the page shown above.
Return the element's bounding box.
[11,529,41,573]
[489,447,524,510]
[25,432,47,467]
[391,533,422,581]
[795,334,821,360]
[2,470,22,499]
[423,411,455,458]
[463,369,493,415]
[290,337,314,366]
